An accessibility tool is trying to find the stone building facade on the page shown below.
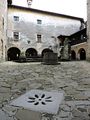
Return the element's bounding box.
[0,0,7,61]
[7,4,83,61]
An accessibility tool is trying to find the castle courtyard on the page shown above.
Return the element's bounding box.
[0,61,90,120]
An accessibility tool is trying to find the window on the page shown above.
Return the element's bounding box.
[27,40,30,44]
[14,16,19,21]
[2,18,4,26]
[13,32,19,40]
[37,34,42,43]
[37,19,42,24]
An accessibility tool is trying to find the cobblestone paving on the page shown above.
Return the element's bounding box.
[0,61,90,120]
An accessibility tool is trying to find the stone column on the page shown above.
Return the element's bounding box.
[0,0,7,61]
[87,0,90,60]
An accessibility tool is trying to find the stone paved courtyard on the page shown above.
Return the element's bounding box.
[0,61,90,120]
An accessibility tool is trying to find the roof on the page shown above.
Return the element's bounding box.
[57,35,69,39]
[57,28,86,42]
[70,28,87,46]
[70,28,86,37]
[8,5,84,21]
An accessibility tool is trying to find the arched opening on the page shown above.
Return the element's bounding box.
[42,48,53,57]
[78,48,86,60]
[71,50,76,60]
[7,47,20,61]
[25,48,37,58]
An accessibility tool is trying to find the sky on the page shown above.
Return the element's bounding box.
[13,0,87,21]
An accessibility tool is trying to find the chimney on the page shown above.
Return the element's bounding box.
[27,0,32,7]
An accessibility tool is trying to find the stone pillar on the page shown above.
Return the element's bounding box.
[87,0,90,60]
[0,0,7,61]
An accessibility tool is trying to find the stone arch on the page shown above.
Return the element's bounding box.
[25,48,38,58]
[78,48,86,60]
[42,48,53,57]
[7,47,21,61]
[71,50,76,60]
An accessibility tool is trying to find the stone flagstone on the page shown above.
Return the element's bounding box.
[0,61,90,120]
[10,89,64,114]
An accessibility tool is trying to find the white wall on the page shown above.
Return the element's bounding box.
[12,0,28,7]
[7,7,81,56]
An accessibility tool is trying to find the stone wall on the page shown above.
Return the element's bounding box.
[71,42,87,60]
[0,0,7,61]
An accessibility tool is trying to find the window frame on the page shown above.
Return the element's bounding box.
[37,34,42,43]
[13,16,19,22]
[37,19,42,24]
[13,32,20,41]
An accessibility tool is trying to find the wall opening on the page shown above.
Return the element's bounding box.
[78,48,86,60]
[7,47,20,61]
[42,48,53,57]
[25,48,38,58]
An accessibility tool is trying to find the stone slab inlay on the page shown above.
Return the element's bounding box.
[10,89,64,114]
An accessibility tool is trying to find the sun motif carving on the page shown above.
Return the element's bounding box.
[27,94,52,105]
